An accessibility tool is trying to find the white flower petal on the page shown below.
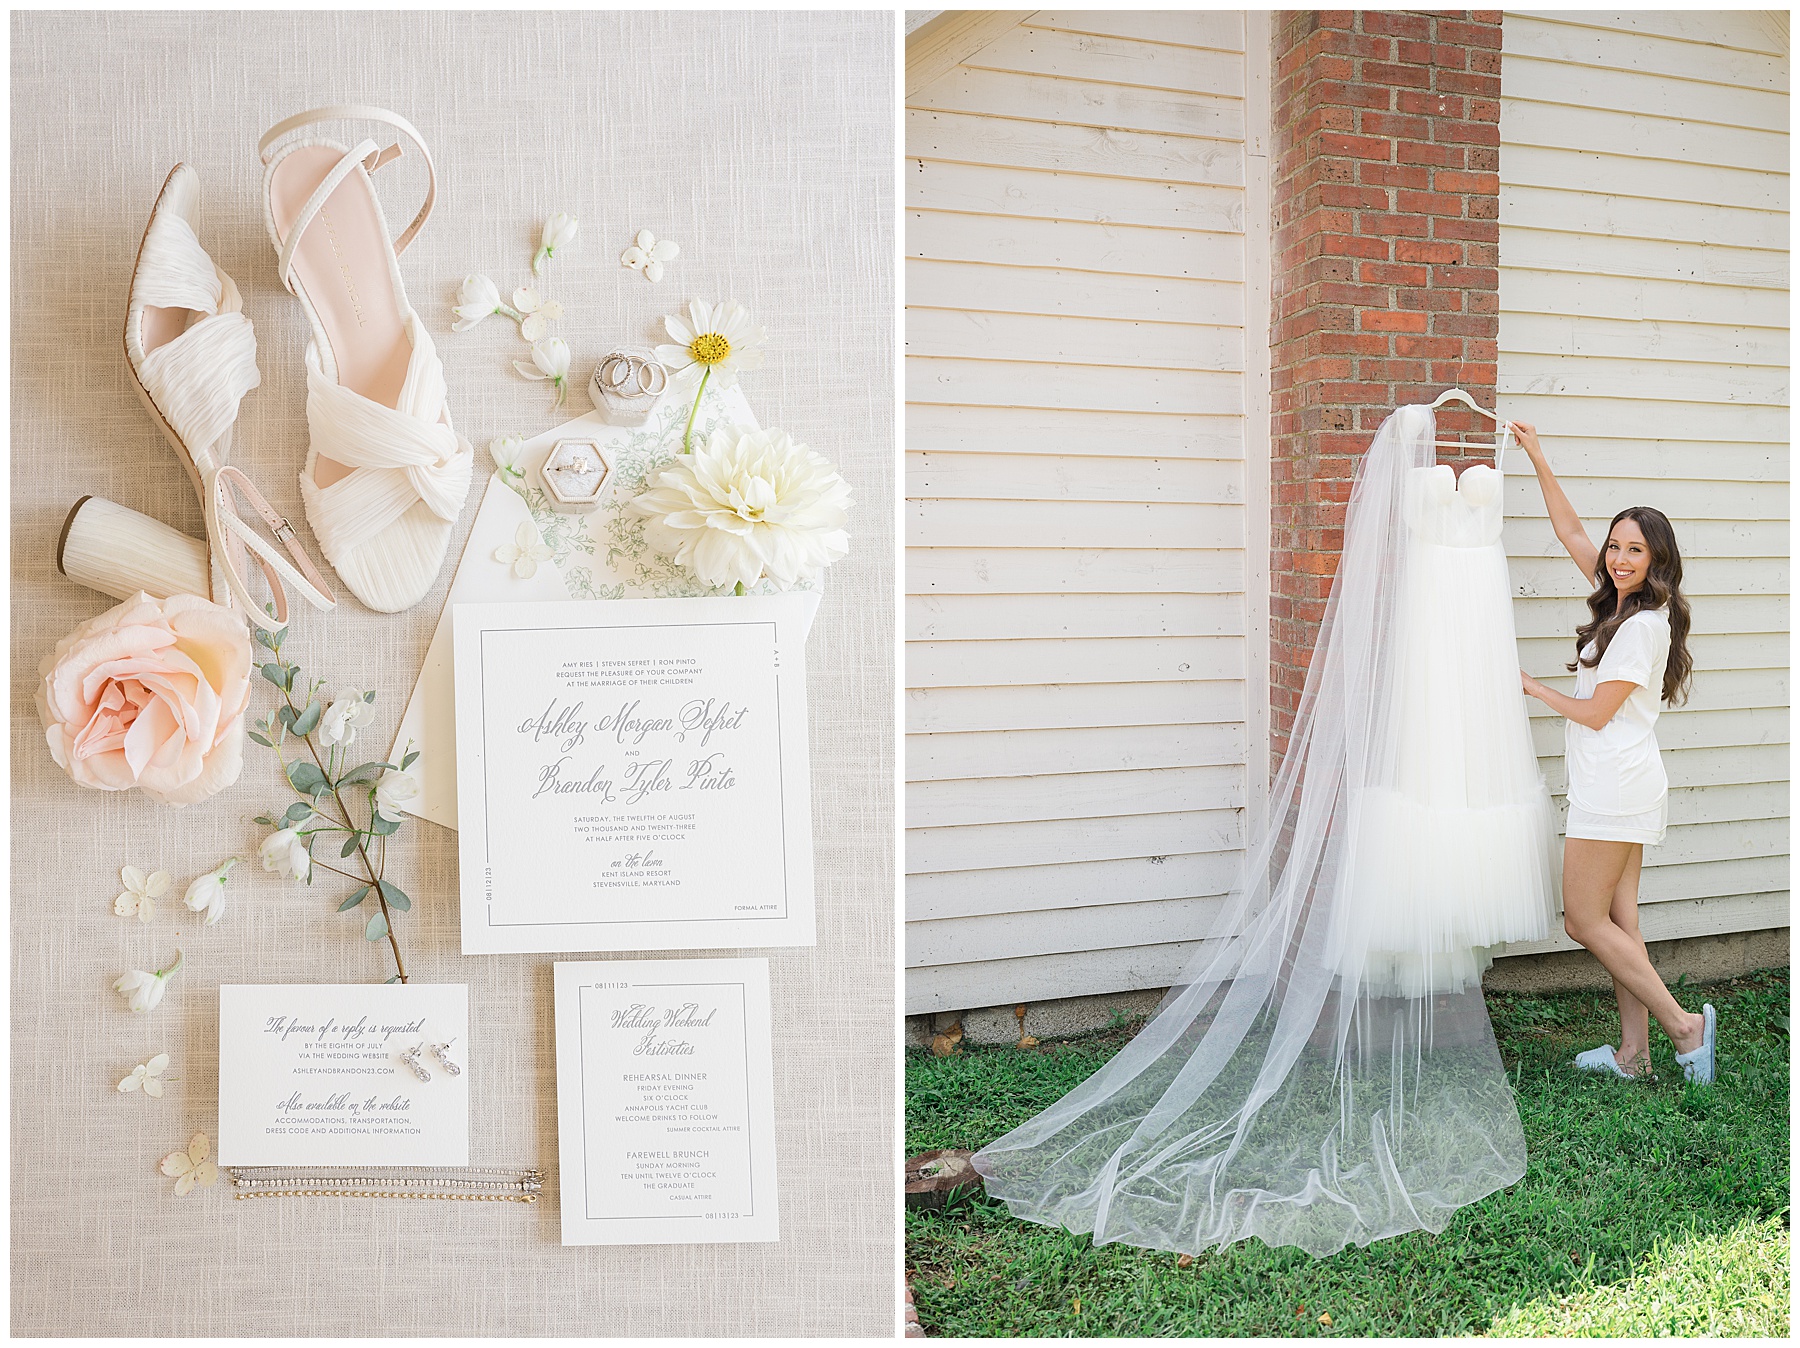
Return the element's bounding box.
[622,247,647,269]
[636,229,657,251]
[147,1053,169,1075]
[520,312,546,342]
[512,284,541,314]
[144,1077,164,1098]
[458,274,500,308]
[644,260,664,283]
[515,361,549,381]
[650,239,680,262]
[531,338,572,379]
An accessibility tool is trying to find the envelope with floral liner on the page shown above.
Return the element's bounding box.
[389,382,819,830]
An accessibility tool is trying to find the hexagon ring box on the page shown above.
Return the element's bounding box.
[540,436,612,515]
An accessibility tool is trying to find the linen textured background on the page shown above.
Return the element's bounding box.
[11,10,895,1337]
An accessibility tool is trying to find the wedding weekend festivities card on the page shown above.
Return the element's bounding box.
[453,594,818,954]
[215,984,469,1167]
[553,959,778,1245]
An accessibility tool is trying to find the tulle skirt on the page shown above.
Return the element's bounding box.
[1334,531,1557,994]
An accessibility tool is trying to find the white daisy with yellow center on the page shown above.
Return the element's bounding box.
[655,299,767,453]
[655,299,765,393]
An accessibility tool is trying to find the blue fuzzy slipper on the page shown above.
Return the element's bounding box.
[1574,1044,1634,1078]
[1675,1003,1716,1084]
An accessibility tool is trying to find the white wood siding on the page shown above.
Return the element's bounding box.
[905,11,1272,1014]
[1496,10,1790,958]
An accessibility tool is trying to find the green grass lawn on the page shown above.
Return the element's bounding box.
[906,968,1789,1337]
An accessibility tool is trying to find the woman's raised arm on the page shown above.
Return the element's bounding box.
[1508,420,1598,583]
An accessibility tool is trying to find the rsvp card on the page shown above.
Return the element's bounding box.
[215,984,469,1167]
[454,595,817,953]
[553,959,778,1245]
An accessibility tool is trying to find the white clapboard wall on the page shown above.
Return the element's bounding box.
[1496,10,1790,957]
[905,11,1273,1014]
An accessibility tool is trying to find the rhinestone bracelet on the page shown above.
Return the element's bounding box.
[227,1166,542,1203]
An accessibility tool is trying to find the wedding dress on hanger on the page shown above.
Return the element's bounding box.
[1335,445,1558,996]
[971,404,1556,1259]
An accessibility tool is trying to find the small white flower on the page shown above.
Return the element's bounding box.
[489,435,527,489]
[114,864,171,922]
[494,521,554,580]
[629,425,852,591]
[621,229,680,283]
[514,337,572,408]
[511,283,565,342]
[114,950,182,1014]
[182,858,238,927]
[161,1132,218,1196]
[119,1053,171,1098]
[317,695,375,748]
[654,299,766,395]
[259,825,312,883]
[533,212,578,274]
[375,767,421,818]
[452,273,507,332]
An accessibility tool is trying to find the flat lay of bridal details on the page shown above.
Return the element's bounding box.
[35,98,853,1229]
[972,400,1555,1260]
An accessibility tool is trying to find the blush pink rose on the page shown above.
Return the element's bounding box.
[35,591,253,807]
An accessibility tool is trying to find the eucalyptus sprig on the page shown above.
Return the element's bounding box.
[245,620,420,984]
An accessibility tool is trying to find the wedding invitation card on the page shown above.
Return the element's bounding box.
[215,984,469,1167]
[454,594,817,953]
[553,959,778,1245]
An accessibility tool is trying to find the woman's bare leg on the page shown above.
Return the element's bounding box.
[1562,838,1704,1054]
[1608,845,1653,1073]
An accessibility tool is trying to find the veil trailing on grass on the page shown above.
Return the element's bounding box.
[971,405,1544,1259]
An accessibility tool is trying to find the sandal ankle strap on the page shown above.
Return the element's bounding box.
[208,465,336,627]
[258,104,436,294]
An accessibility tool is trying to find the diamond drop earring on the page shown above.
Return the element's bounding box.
[399,1043,430,1082]
[429,1039,462,1076]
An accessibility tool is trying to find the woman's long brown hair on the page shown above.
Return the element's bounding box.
[1567,506,1692,705]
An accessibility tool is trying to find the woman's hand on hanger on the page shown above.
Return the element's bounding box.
[1508,420,1599,583]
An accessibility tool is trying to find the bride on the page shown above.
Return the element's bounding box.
[1509,420,1715,1083]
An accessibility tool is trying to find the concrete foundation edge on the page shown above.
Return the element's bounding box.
[905,926,1791,1048]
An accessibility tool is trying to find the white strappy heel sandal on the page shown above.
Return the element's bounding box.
[124,162,336,628]
[258,105,474,614]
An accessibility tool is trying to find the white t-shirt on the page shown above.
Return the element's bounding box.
[1564,608,1672,816]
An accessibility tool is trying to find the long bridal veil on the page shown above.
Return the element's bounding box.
[971,405,1541,1258]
